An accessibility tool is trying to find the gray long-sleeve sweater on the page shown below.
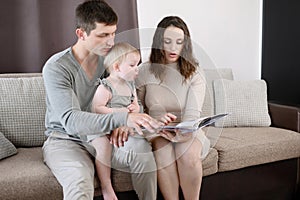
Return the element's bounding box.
[42,47,127,140]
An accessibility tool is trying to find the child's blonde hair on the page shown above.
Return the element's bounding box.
[104,42,140,73]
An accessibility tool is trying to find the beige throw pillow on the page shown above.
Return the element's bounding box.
[0,131,17,160]
[202,68,234,117]
[0,76,47,147]
[213,79,271,127]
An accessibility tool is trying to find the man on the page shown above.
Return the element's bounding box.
[42,1,159,199]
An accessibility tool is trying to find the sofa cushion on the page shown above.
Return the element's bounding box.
[213,79,271,127]
[95,147,219,194]
[0,147,63,200]
[0,131,17,160]
[214,127,300,172]
[202,68,233,117]
[0,75,47,147]
[203,126,224,148]
[0,146,218,200]
[202,147,218,176]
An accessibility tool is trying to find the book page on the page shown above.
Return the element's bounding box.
[162,113,229,133]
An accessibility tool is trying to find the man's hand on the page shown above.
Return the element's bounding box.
[109,126,134,147]
[127,113,162,135]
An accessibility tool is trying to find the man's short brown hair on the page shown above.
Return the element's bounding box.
[75,0,118,35]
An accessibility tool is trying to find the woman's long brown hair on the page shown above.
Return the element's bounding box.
[149,16,199,82]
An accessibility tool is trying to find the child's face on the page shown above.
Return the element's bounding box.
[117,52,140,81]
[163,26,184,64]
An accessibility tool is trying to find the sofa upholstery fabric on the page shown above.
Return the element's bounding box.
[0,76,47,147]
[201,68,234,117]
[1,71,299,200]
[213,79,271,127]
[0,147,63,200]
[0,131,17,160]
[214,127,300,171]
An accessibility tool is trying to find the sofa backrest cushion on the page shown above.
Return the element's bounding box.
[0,74,47,147]
[202,68,234,117]
[213,79,271,127]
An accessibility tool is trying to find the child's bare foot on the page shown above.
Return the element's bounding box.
[101,185,118,200]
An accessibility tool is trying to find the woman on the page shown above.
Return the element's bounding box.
[136,16,210,200]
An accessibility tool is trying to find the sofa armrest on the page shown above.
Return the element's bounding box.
[268,102,300,132]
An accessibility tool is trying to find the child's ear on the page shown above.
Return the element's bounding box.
[112,62,120,72]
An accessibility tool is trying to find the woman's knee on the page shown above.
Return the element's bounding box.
[152,138,176,169]
[180,152,202,170]
[176,140,203,168]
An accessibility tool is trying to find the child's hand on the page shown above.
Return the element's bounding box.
[127,103,140,113]
[160,113,177,125]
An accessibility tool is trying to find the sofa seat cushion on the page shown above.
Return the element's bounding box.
[94,146,219,195]
[214,127,300,172]
[0,147,63,200]
[202,147,218,176]
[0,147,135,199]
[0,146,218,200]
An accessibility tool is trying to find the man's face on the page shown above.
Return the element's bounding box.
[84,23,117,56]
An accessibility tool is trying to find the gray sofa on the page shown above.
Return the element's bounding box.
[0,69,299,200]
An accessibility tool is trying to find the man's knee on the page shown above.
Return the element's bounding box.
[63,167,95,200]
[116,137,157,173]
[131,151,157,173]
[43,138,96,200]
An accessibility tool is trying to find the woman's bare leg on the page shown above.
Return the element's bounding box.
[175,138,203,200]
[152,137,179,200]
[92,137,118,200]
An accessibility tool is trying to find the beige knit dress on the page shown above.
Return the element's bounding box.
[136,62,210,159]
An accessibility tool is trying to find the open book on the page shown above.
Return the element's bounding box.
[158,113,229,134]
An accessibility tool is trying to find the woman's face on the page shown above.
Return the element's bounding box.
[163,26,184,64]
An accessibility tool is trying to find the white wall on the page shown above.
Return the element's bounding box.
[137,0,262,80]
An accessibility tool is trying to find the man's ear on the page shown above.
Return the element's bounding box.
[76,28,86,40]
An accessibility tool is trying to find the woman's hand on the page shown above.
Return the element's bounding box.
[159,129,193,143]
[158,113,195,142]
[160,113,177,125]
